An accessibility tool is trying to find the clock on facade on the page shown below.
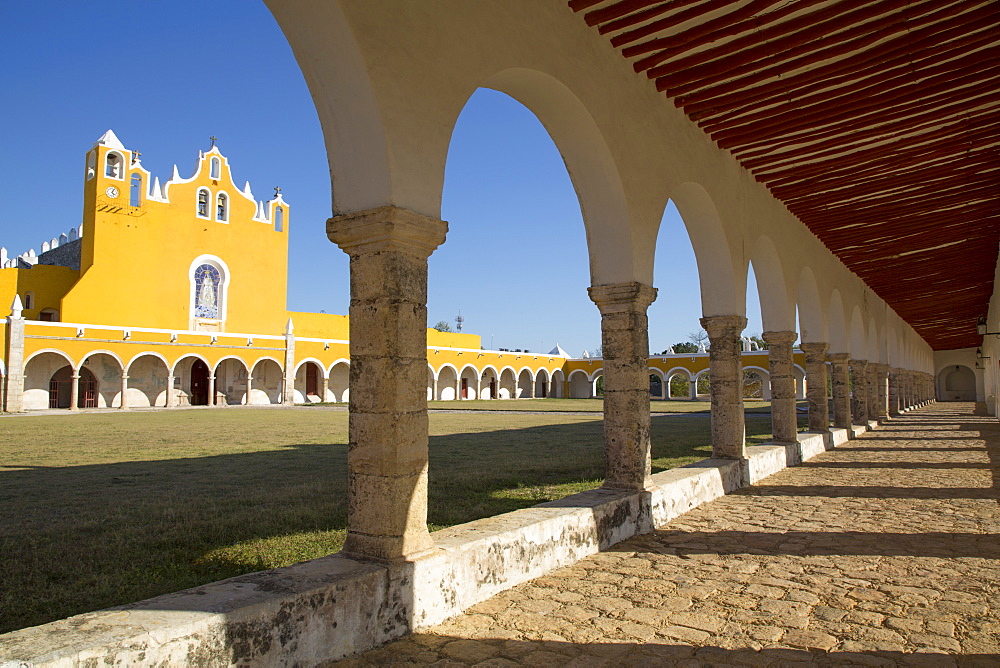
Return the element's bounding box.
[105,186,119,198]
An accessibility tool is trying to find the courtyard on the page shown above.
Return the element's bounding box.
[0,401,795,634]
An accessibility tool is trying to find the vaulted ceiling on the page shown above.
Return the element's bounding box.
[569,0,999,350]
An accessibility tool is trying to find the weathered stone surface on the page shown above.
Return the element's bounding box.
[762,331,798,442]
[828,352,851,430]
[701,314,748,460]
[589,282,657,491]
[799,342,830,431]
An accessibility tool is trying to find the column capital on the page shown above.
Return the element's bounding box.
[848,358,868,368]
[761,330,797,346]
[799,341,829,358]
[827,352,850,363]
[700,314,747,338]
[587,281,657,314]
[872,363,889,373]
[327,206,448,259]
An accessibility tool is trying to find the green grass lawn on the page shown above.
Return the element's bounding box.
[0,406,799,633]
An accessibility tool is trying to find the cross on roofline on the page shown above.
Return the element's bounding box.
[210,136,217,148]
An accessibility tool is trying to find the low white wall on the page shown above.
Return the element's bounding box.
[0,423,869,666]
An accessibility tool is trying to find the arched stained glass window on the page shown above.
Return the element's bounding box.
[194,264,222,319]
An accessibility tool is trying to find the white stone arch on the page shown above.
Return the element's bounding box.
[796,266,828,343]
[214,355,250,405]
[588,367,604,383]
[937,364,977,402]
[23,349,76,410]
[427,363,436,401]
[749,235,795,332]
[436,363,459,400]
[459,364,480,400]
[693,367,712,398]
[647,366,666,400]
[567,369,591,399]
[516,366,534,399]
[480,68,638,284]
[294,357,327,403]
[124,352,170,408]
[479,364,500,399]
[663,366,693,401]
[534,367,551,398]
[666,183,742,316]
[866,317,880,363]
[827,289,849,354]
[793,363,807,400]
[743,365,771,400]
[328,359,350,403]
[498,366,517,400]
[849,306,867,359]
[125,350,170,375]
[251,356,284,405]
[550,368,565,398]
[171,354,212,407]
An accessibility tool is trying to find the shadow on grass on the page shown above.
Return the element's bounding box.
[0,412,781,634]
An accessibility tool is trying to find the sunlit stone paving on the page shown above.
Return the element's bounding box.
[342,403,1000,666]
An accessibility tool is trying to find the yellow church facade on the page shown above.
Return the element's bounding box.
[0,132,804,412]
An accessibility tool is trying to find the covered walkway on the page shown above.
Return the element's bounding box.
[347,403,999,665]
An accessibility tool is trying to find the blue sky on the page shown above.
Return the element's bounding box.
[1,1,763,357]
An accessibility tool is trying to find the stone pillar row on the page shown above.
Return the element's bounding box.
[799,343,829,431]
[761,331,797,443]
[849,359,869,425]
[589,282,657,490]
[701,315,747,460]
[828,353,851,429]
[328,205,446,564]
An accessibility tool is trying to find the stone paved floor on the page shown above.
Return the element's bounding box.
[343,403,999,666]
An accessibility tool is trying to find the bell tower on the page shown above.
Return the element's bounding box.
[81,130,136,272]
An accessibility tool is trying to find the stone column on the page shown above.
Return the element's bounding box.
[282,319,296,405]
[888,368,900,416]
[588,282,657,490]
[70,373,80,411]
[321,375,329,403]
[166,375,176,408]
[4,306,26,413]
[866,364,879,423]
[873,364,889,419]
[849,359,868,425]
[828,353,851,429]
[689,377,697,400]
[246,373,254,406]
[119,373,129,410]
[800,342,830,431]
[207,375,216,407]
[328,205,446,563]
[762,331,797,443]
[701,315,747,459]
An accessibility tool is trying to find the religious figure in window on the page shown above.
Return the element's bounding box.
[194,264,221,319]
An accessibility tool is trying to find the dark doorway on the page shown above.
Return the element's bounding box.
[190,360,210,405]
[49,366,98,408]
[306,363,319,396]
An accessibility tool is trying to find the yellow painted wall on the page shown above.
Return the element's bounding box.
[0,265,79,321]
[61,142,289,334]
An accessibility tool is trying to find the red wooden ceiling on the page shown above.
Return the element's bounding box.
[569,0,999,350]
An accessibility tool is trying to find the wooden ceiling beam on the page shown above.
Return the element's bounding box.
[714,81,999,148]
[638,0,886,76]
[679,17,993,116]
[617,0,804,52]
[658,0,991,97]
[596,1,703,34]
[612,0,734,50]
[738,105,998,168]
[710,66,998,145]
[699,46,998,132]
